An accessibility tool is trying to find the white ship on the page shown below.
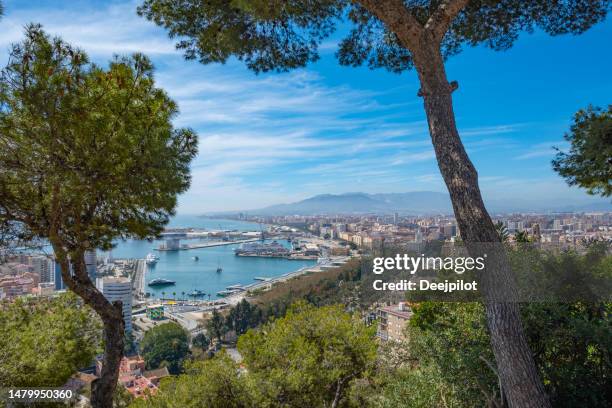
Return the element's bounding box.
[145,253,159,265]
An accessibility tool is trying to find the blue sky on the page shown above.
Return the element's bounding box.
[1,0,611,213]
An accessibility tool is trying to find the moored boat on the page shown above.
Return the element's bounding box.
[148,278,175,287]
[145,253,159,265]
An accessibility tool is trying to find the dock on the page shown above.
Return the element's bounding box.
[156,238,260,251]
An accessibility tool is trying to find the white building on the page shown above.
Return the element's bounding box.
[320,226,334,239]
[100,277,132,334]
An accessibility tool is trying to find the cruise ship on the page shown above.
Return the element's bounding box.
[148,278,175,287]
[234,241,290,257]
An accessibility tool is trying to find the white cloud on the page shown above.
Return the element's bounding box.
[0,1,177,61]
[1,1,591,213]
[514,142,567,160]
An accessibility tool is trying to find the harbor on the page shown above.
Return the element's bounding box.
[107,217,318,302]
[112,217,353,335]
[131,255,351,335]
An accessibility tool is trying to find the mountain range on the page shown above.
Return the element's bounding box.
[208,191,610,216]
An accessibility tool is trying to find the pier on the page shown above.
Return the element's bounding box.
[131,259,146,300]
[156,237,260,251]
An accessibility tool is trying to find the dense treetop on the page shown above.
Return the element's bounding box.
[141,322,191,374]
[138,0,611,73]
[0,293,101,387]
[553,105,612,197]
[0,25,198,251]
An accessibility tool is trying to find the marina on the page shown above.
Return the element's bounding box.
[108,216,317,300]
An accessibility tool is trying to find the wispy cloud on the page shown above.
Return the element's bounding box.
[514,142,567,160]
[460,124,524,137]
[1,1,598,212]
[0,1,176,60]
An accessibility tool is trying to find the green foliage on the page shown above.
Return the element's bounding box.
[521,302,611,407]
[206,308,227,341]
[494,221,509,242]
[140,322,190,375]
[138,0,610,74]
[114,384,135,408]
[553,105,612,197]
[510,241,612,302]
[406,302,500,407]
[371,363,462,408]
[137,0,345,73]
[130,354,254,408]
[0,293,101,387]
[225,298,262,336]
[133,303,376,407]
[191,332,210,350]
[238,302,377,407]
[0,24,198,250]
[514,230,530,243]
[390,246,612,407]
[370,245,612,408]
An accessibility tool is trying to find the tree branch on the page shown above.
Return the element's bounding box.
[425,0,470,42]
[353,0,424,50]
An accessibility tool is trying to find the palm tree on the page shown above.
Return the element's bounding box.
[161,291,165,300]
[181,291,185,301]
[172,291,176,300]
[494,221,509,242]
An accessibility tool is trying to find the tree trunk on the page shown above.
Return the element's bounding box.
[412,43,551,408]
[52,244,124,408]
[92,313,125,408]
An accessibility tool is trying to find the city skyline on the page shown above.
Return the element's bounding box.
[0,0,610,213]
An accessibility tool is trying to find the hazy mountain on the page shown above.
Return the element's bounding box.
[213,191,610,216]
[249,192,453,215]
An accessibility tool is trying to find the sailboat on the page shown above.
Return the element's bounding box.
[216,258,223,273]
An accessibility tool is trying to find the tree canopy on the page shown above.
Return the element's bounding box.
[0,25,198,407]
[133,302,377,408]
[552,105,612,197]
[238,302,377,407]
[131,354,254,408]
[138,0,610,74]
[0,293,101,387]
[0,25,198,250]
[141,322,191,375]
[206,308,227,342]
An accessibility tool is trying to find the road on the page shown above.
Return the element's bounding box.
[132,259,146,300]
